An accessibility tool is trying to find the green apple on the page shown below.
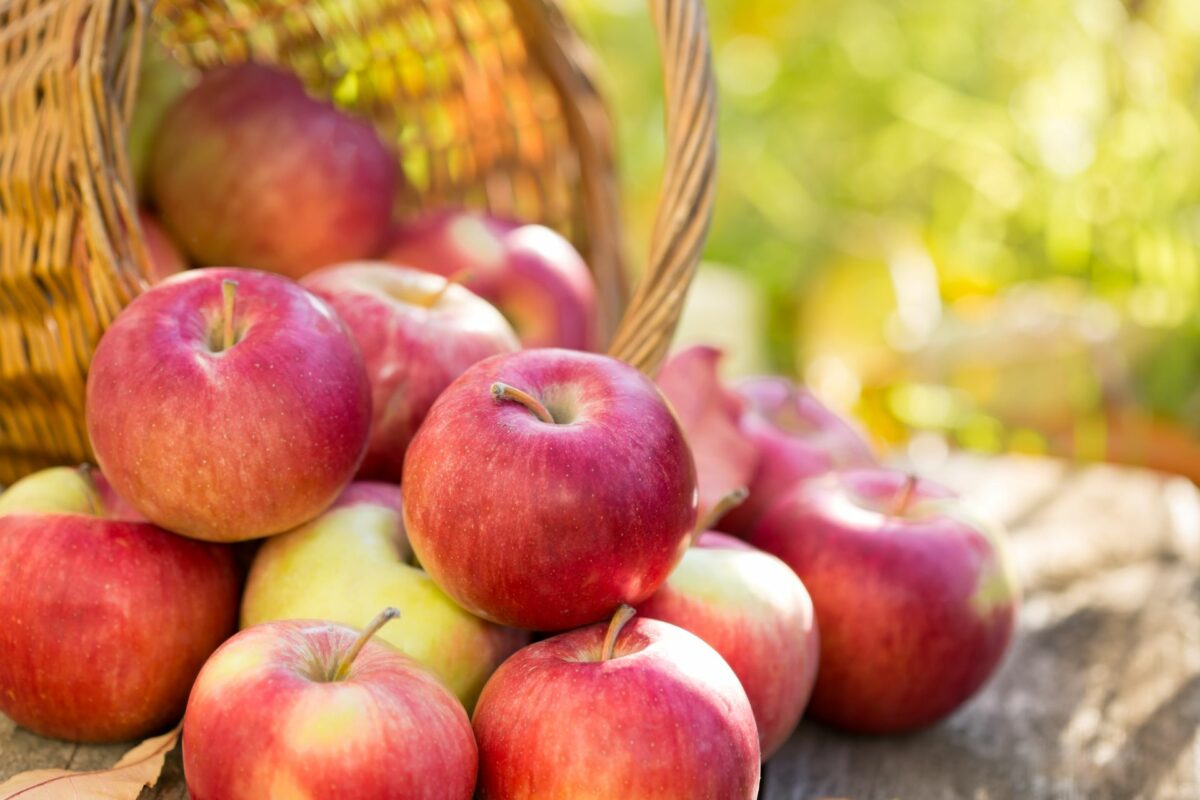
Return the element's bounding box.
[241,483,527,710]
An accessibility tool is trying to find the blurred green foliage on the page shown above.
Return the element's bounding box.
[565,0,1200,436]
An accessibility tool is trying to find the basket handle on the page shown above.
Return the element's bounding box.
[606,0,717,374]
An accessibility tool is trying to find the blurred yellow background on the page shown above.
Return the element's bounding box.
[566,0,1200,479]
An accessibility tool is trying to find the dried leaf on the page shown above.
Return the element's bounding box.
[656,346,760,523]
[0,725,180,799]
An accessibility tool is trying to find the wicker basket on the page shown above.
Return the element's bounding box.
[0,0,716,486]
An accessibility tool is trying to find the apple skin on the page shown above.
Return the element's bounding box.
[87,267,372,542]
[748,468,1019,734]
[151,63,397,280]
[637,531,819,759]
[302,262,519,482]
[242,482,528,710]
[183,619,477,800]
[138,209,188,282]
[720,376,877,536]
[403,348,697,631]
[0,466,241,743]
[473,616,759,798]
[386,210,598,350]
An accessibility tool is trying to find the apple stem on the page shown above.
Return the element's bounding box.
[424,267,474,308]
[491,382,555,424]
[601,604,637,662]
[889,473,919,516]
[331,607,400,682]
[696,486,749,536]
[221,279,238,351]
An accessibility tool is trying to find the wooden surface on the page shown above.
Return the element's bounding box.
[2,453,1198,799]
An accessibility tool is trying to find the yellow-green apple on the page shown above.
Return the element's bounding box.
[637,529,819,759]
[138,209,188,282]
[472,608,760,798]
[720,376,876,536]
[183,610,477,799]
[301,262,519,482]
[151,63,397,280]
[386,210,598,350]
[86,268,371,542]
[242,482,527,709]
[0,465,241,742]
[403,349,697,630]
[655,346,759,521]
[748,469,1019,734]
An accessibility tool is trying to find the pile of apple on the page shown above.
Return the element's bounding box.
[0,60,1020,799]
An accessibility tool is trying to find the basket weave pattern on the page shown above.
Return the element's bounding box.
[0,0,715,485]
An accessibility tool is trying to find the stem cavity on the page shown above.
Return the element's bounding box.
[889,473,919,517]
[696,487,749,536]
[221,279,238,351]
[601,604,637,662]
[331,607,400,682]
[491,382,555,424]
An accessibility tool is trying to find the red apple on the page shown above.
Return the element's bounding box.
[302,262,519,481]
[87,267,371,542]
[138,209,188,282]
[720,376,876,536]
[151,63,397,280]
[0,466,241,743]
[655,346,759,520]
[403,348,697,630]
[387,210,598,350]
[472,609,760,798]
[183,610,477,799]
[749,468,1019,734]
[637,529,819,759]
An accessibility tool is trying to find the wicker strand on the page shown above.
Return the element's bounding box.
[607,0,716,375]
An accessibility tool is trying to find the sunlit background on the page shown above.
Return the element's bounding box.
[565,0,1200,480]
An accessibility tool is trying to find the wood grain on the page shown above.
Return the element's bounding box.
[2,454,1197,799]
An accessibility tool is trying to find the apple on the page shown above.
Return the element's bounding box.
[138,209,188,282]
[637,528,820,759]
[0,465,241,742]
[87,267,371,542]
[655,346,759,520]
[720,376,877,536]
[183,610,477,799]
[403,348,697,630]
[301,262,519,482]
[386,210,598,350]
[748,468,1019,734]
[151,63,397,280]
[473,608,760,798]
[242,481,528,710]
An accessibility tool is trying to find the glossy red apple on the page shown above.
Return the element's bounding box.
[472,609,760,798]
[87,267,371,542]
[302,262,519,481]
[749,469,1019,734]
[386,210,598,350]
[0,466,241,742]
[403,348,697,630]
[183,610,477,799]
[638,528,819,759]
[151,63,397,280]
[720,376,876,536]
